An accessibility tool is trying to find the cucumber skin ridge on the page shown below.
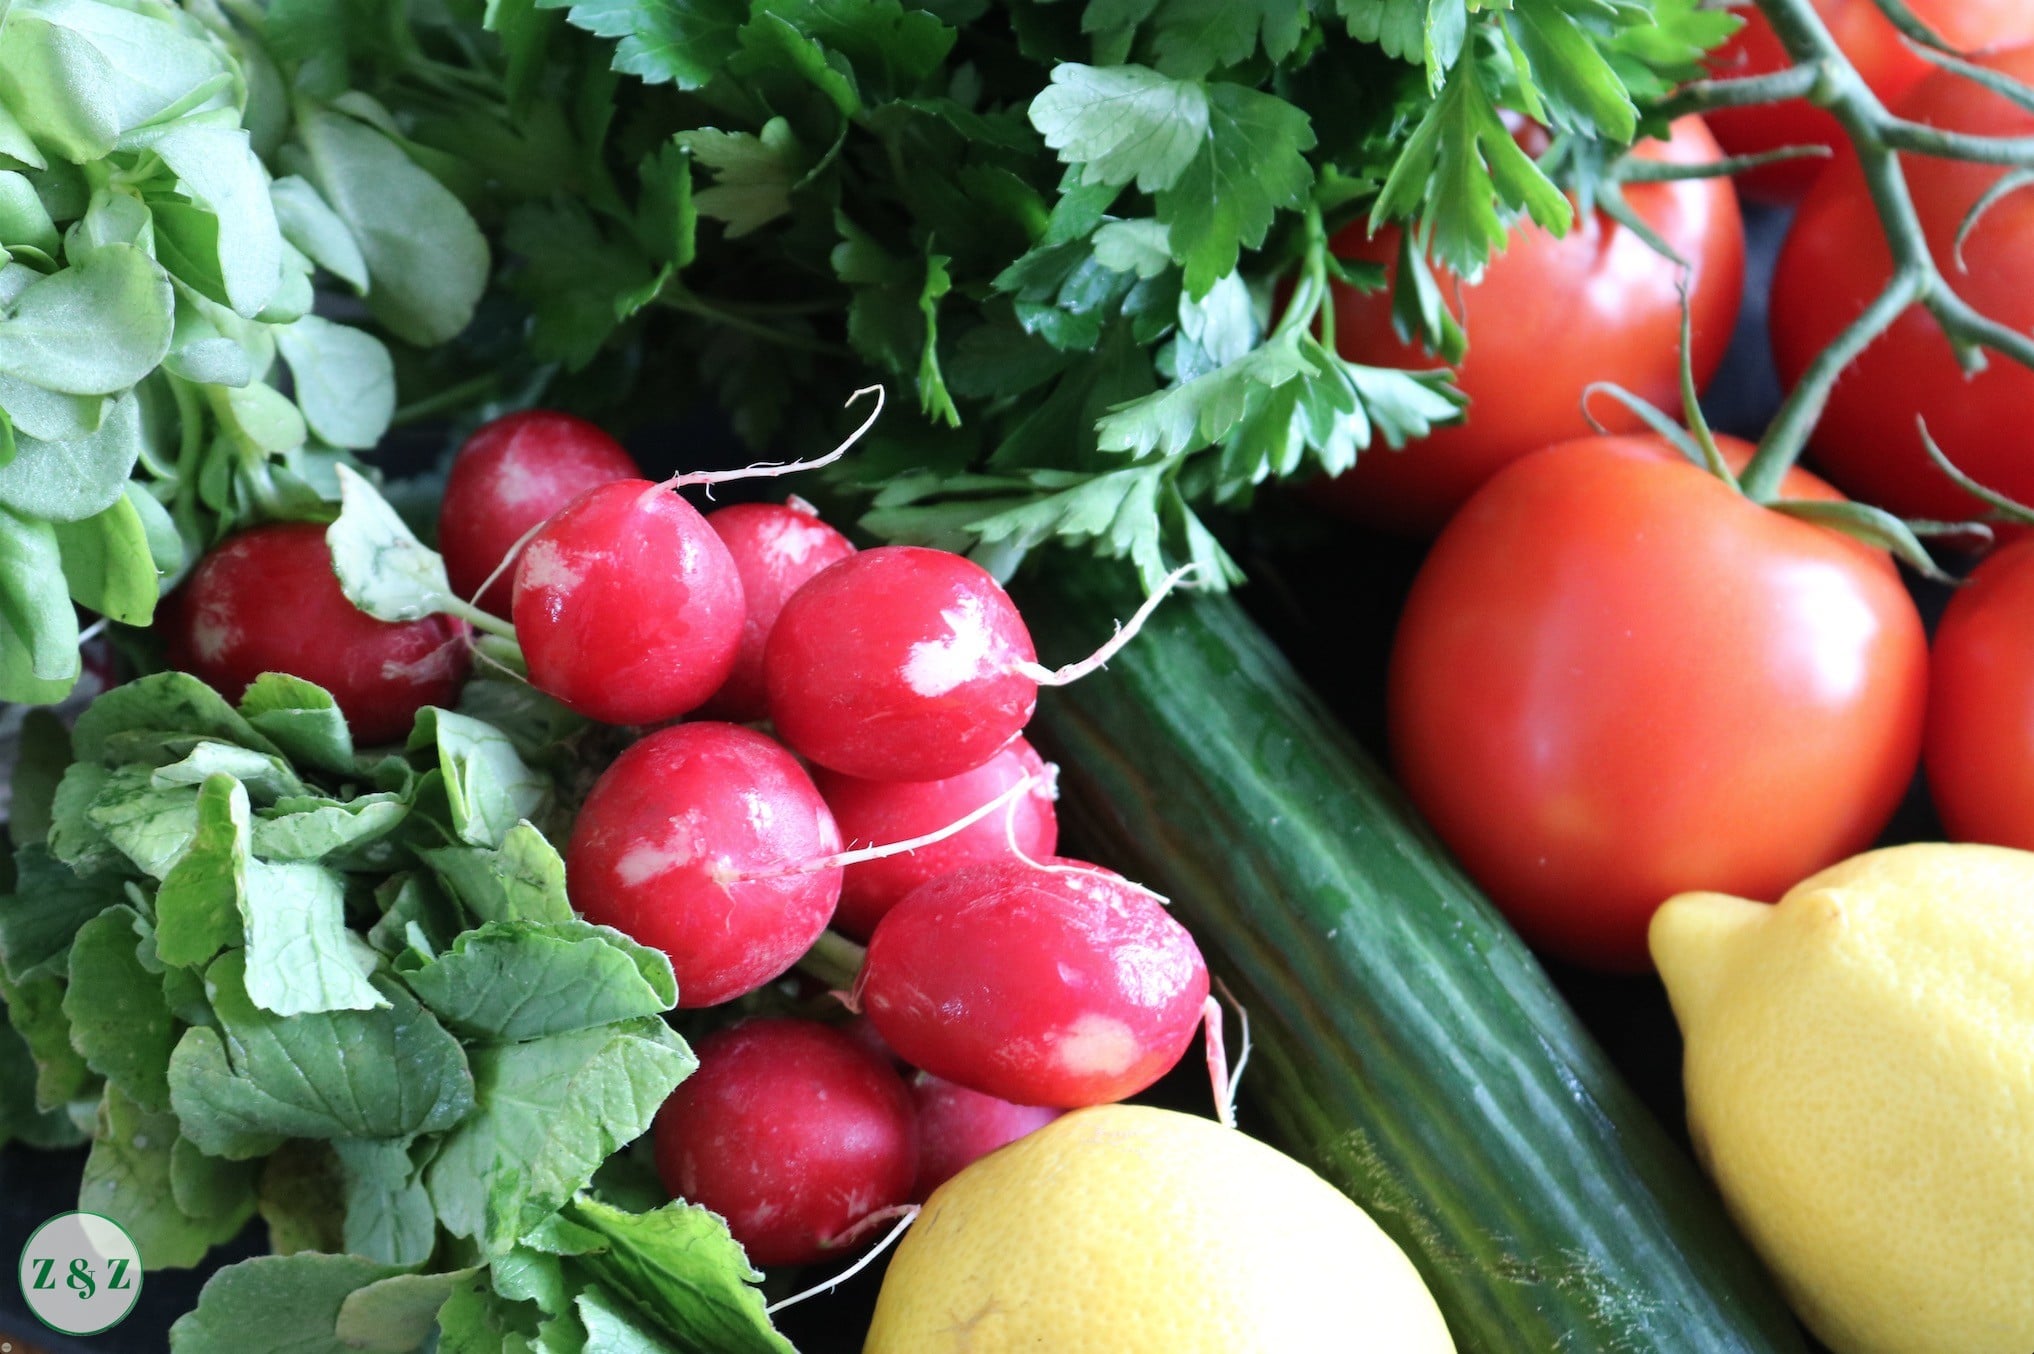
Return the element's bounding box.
[1021,573,1805,1354]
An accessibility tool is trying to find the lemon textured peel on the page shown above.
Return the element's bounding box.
[1651,843,2034,1354]
[863,1102,1455,1354]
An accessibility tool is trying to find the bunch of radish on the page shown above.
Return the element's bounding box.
[160,400,1213,1269]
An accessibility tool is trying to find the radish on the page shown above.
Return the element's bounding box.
[766,548,1191,781]
[654,1018,916,1268]
[854,858,1209,1108]
[907,1071,1062,1201]
[437,410,638,617]
[511,480,745,726]
[164,522,468,745]
[814,738,1058,941]
[701,497,856,722]
[566,722,842,1007]
[765,546,1036,780]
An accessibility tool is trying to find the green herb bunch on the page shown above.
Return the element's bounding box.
[319,0,1735,585]
[0,672,794,1351]
[0,0,489,704]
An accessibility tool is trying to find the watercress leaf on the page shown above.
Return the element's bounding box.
[239,858,386,1016]
[168,949,474,1157]
[540,0,747,89]
[7,707,69,848]
[0,370,106,442]
[0,244,173,394]
[410,709,547,849]
[562,1195,792,1354]
[1155,83,1315,297]
[328,462,460,622]
[677,120,802,238]
[333,1139,438,1267]
[1030,63,1209,193]
[237,674,354,774]
[269,175,369,292]
[71,670,280,762]
[404,920,678,1041]
[168,1252,413,1354]
[0,965,93,1109]
[0,504,79,694]
[0,843,121,983]
[0,389,145,524]
[0,102,47,171]
[211,378,306,455]
[253,794,408,864]
[51,489,160,625]
[154,773,248,969]
[81,1082,253,1270]
[275,315,395,450]
[293,107,488,346]
[426,1019,696,1254]
[124,120,282,318]
[86,767,200,878]
[0,169,59,257]
[63,902,174,1109]
[257,1141,346,1258]
[0,999,87,1148]
[335,1269,481,1353]
[422,822,572,926]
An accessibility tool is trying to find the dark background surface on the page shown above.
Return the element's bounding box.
[1,203,1921,1352]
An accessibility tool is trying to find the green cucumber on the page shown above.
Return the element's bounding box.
[1023,571,1805,1354]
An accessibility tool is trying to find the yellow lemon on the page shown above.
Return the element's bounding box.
[1651,843,2034,1354]
[862,1103,1453,1353]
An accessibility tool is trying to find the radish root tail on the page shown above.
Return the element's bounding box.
[666,385,886,492]
[725,767,1051,883]
[767,1205,921,1314]
[1012,563,1197,687]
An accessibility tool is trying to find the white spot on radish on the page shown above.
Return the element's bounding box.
[1055,1014,1139,1078]
[495,461,554,512]
[761,513,836,567]
[381,644,462,687]
[189,604,239,664]
[902,595,998,697]
[616,828,697,885]
[518,538,586,593]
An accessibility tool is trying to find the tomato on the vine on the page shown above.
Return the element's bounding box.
[1388,434,1928,971]
[1926,538,2034,848]
[1771,45,2034,523]
[1312,116,1744,536]
[1704,0,2034,202]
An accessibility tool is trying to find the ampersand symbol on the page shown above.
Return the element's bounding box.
[66,1257,96,1300]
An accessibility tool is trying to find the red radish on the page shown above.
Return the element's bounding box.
[566,722,842,1007]
[814,739,1059,941]
[908,1071,1062,1201]
[164,522,468,745]
[701,498,856,722]
[855,858,1209,1108]
[765,547,1039,781]
[654,1018,916,1267]
[437,410,639,618]
[512,480,744,726]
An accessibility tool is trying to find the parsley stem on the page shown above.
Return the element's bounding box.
[657,289,853,358]
[1737,0,2034,503]
[393,372,503,427]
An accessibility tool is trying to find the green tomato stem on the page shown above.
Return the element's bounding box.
[1736,0,2034,502]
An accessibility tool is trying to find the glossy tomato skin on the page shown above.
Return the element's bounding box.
[1314,117,1744,536]
[1925,539,2034,847]
[1773,46,2034,523]
[1706,0,2034,202]
[1389,436,1928,970]
[165,522,469,745]
[437,411,638,618]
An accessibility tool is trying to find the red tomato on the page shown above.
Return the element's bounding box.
[1926,538,2034,847]
[1706,0,2034,202]
[1388,435,1928,970]
[1771,46,2034,525]
[1313,117,1744,536]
